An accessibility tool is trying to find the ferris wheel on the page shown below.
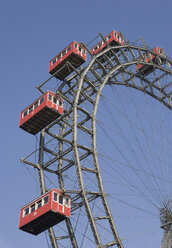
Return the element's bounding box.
[19,30,172,248]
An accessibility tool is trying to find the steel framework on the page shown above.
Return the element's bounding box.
[21,33,172,247]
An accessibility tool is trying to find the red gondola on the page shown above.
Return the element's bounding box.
[19,189,71,235]
[91,30,125,56]
[19,91,63,135]
[49,41,87,80]
[136,46,166,75]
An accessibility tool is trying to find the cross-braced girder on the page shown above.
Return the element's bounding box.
[21,41,172,247]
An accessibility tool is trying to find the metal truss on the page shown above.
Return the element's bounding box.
[21,35,172,247]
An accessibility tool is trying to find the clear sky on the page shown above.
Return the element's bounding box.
[1,0,172,247]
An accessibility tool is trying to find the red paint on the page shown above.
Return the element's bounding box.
[49,41,87,79]
[136,46,165,71]
[19,91,63,135]
[91,30,125,56]
[19,189,71,235]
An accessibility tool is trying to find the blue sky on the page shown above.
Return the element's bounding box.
[1,0,172,247]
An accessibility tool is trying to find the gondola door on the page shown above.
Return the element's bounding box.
[58,194,65,214]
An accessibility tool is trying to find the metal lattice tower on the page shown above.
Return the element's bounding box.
[21,33,172,247]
